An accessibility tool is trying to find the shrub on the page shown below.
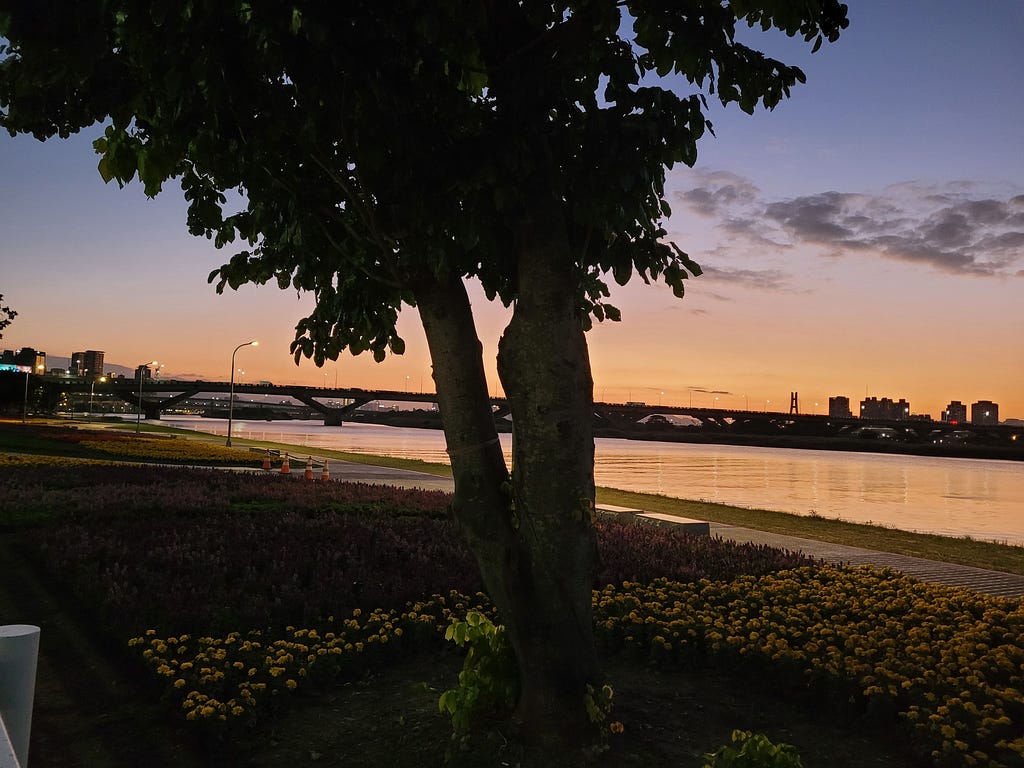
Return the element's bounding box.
[704,730,803,767]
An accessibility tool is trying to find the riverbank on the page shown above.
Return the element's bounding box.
[54,418,1024,577]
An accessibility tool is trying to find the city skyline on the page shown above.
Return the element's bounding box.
[2,2,1023,419]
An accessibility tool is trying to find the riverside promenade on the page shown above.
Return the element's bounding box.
[324,458,1024,600]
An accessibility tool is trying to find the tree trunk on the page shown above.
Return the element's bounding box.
[415,273,512,568]
[496,203,600,751]
[416,253,600,756]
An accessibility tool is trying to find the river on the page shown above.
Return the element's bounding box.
[158,416,1024,546]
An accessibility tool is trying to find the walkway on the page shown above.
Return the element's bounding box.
[323,459,1024,600]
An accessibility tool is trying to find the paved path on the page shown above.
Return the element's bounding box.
[319,460,1024,600]
[709,524,1024,599]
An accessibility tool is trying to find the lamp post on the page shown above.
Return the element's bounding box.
[135,361,159,434]
[21,364,44,422]
[89,376,107,419]
[226,341,258,447]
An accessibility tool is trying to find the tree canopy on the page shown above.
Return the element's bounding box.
[1,0,848,754]
[2,0,846,363]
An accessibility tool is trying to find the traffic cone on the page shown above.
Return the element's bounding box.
[304,456,314,480]
[320,459,330,482]
[281,453,291,474]
[262,451,271,470]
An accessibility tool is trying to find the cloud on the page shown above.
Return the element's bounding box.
[698,265,789,290]
[670,171,1024,278]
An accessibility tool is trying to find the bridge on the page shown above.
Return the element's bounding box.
[34,376,1024,448]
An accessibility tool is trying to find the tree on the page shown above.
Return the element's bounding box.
[1,0,847,753]
[0,294,14,340]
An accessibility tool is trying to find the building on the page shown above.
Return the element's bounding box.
[859,396,911,420]
[135,363,154,380]
[71,350,105,378]
[0,347,46,373]
[971,400,999,425]
[942,401,968,424]
[828,396,852,418]
[83,350,105,379]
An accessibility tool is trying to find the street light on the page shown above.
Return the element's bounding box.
[89,376,107,419]
[136,361,159,434]
[22,364,44,422]
[226,341,258,447]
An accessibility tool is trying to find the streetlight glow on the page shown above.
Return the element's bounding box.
[226,341,258,447]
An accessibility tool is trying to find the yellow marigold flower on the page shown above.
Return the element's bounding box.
[231,706,245,716]
[285,679,298,690]
[173,678,186,689]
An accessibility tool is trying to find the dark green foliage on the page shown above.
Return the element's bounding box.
[704,730,804,768]
[0,1,847,358]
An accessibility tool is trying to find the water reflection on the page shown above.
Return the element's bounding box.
[160,417,1024,545]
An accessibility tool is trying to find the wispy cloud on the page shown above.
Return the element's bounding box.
[671,172,1024,278]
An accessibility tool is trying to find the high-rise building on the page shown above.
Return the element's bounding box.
[859,396,911,420]
[828,396,852,418]
[942,401,968,424]
[71,350,106,378]
[83,350,105,379]
[971,400,999,425]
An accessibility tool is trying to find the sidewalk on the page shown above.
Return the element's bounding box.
[323,459,1024,600]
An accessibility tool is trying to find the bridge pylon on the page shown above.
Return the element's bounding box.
[790,391,799,415]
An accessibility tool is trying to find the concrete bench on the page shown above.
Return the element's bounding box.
[596,505,710,536]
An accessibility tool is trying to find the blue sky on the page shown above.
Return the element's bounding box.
[2,1,1022,418]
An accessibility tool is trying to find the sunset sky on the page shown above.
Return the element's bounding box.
[2,2,1022,419]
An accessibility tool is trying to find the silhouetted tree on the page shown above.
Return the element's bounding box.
[0,1,847,753]
[0,294,15,340]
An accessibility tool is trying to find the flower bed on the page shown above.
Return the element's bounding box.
[8,463,1022,766]
[594,568,1024,767]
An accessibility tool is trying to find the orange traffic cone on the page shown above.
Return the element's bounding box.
[281,453,291,474]
[262,451,271,470]
[304,456,314,480]
[321,459,330,482]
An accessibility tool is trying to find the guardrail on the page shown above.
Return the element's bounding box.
[0,625,40,768]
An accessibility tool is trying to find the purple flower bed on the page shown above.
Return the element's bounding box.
[0,464,452,525]
[595,518,815,585]
[11,466,820,637]
[35,511,480,634]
